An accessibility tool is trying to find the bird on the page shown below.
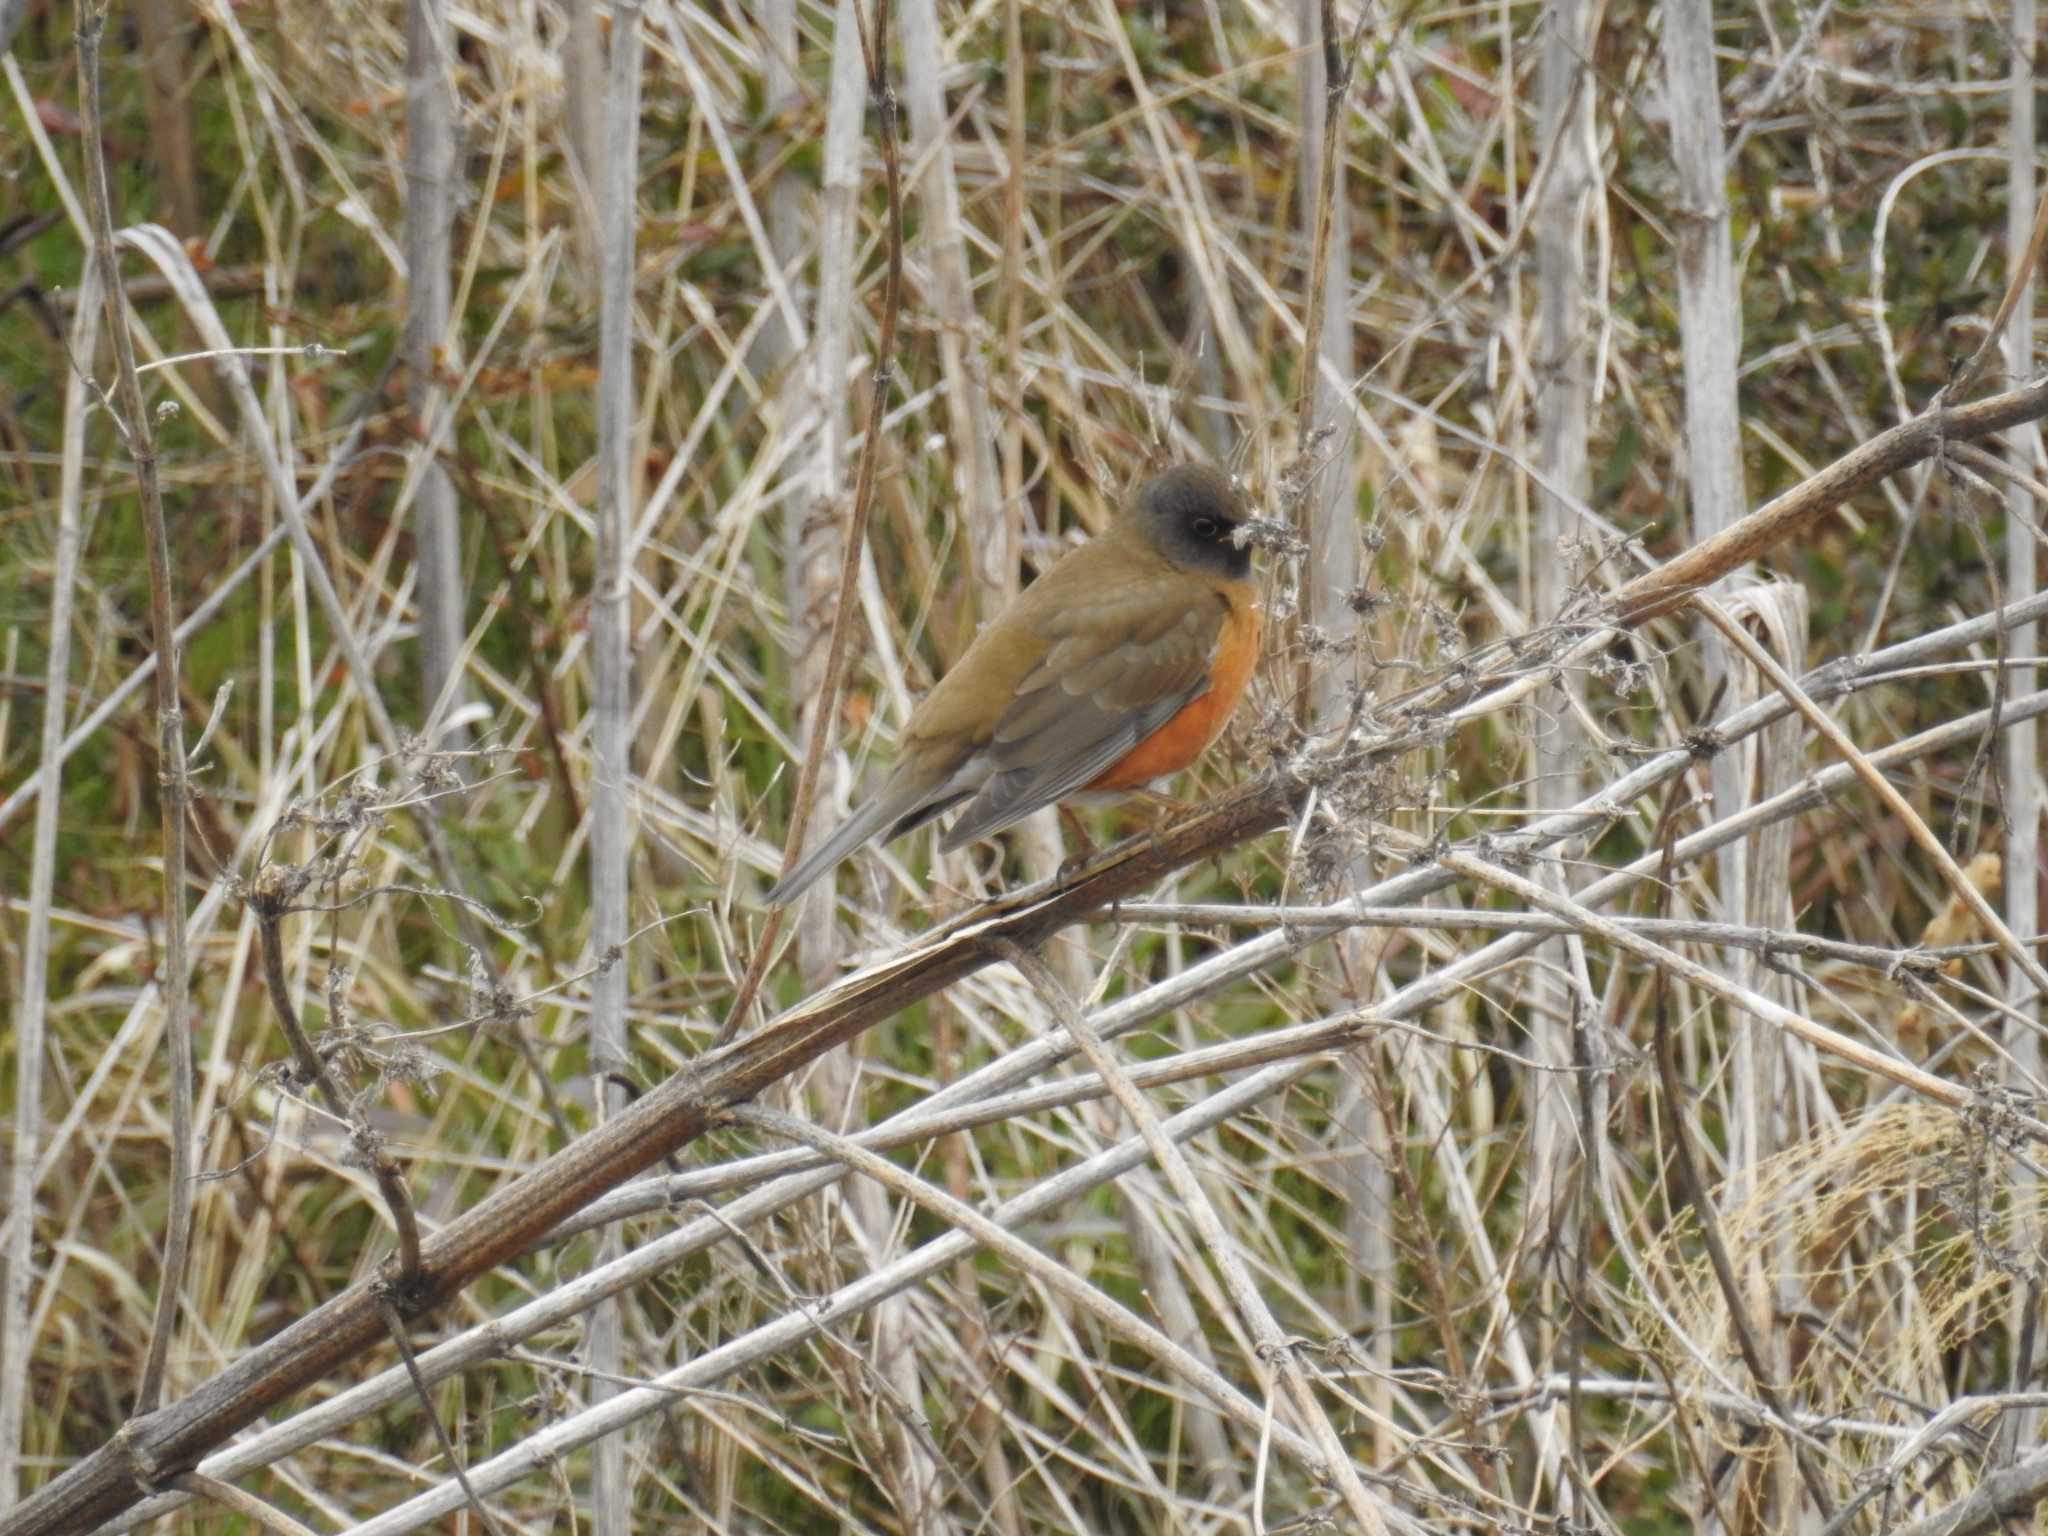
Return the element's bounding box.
[765,462,1262,906]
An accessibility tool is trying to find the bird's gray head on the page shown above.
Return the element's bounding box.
[1132,464,1251,580]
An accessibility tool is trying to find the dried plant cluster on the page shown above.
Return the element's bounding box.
[1,1,2044,1533]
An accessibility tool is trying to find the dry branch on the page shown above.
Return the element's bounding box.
[1610,374,2048,623]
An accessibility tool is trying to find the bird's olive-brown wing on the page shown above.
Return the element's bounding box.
[936,578,1226,850]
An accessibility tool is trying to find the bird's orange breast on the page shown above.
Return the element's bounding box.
[1085,588,1261,791]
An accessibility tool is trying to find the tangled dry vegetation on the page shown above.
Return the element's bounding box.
[1,0,2045,1532]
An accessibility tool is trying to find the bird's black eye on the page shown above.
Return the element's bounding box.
[1192,516,1220,539]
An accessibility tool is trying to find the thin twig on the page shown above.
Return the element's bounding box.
[253,894,423,1281]
[76,0,195,1419]
[1951,152,2048,395]
[723,1101,1335,1468]
[374,1295,511,1536]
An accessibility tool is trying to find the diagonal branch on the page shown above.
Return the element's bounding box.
[1610,373,2048,623]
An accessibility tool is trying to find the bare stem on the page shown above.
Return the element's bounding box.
[253,892,423,1282]
[76,0,195,1419]
[374,1296,510,1536]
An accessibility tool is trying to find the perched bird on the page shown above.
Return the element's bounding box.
[765,463,1262,905]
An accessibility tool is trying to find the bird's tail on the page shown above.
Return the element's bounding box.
[762,795,902,906]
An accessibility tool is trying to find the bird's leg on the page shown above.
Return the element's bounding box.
[1057,803,1099,880]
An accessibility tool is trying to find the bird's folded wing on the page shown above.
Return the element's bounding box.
[938,590,1224,850]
